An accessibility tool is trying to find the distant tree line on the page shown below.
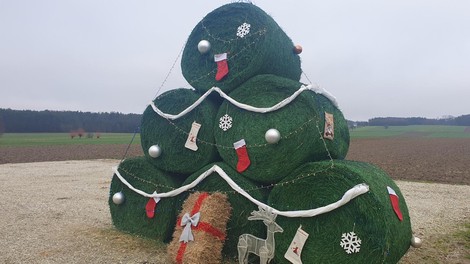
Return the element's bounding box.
[0,108,141,133]
[1,108,469,134]
[367,115,470,126]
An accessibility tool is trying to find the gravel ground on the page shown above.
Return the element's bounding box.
[1,160,469,263]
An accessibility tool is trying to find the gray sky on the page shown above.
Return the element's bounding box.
[1,0,469,121]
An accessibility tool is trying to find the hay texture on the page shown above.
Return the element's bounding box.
[214,74,350,184]
[180,162,267,258]
[181,3,301,93]
[268,160,412,263]
[109,157,182,242]
[140,88,220,175]
[167,192,231,264]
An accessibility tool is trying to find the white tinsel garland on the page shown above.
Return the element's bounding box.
[112,164,368,218]
[149,84,339,121]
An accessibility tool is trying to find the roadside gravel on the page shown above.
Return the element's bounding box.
[0,160,468,263]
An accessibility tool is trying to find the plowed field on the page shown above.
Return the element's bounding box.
[1,137,469,185]
[347,138,470,185]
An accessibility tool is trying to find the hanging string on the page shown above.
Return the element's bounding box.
[153,41,187,99]
[120,126,140,162]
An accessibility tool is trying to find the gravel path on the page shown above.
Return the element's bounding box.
[1,160,469,263]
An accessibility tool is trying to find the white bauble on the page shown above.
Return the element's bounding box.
[411,236,422,248]
[265,128,281,144]
[197,40,211,54]
[112,192,125,205]
[148,145,162,158]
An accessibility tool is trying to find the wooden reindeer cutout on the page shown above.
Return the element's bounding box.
[237,206,284,264]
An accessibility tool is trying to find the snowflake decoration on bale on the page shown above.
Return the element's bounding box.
[219,114,233,131]
[340,231,361,254]
[236,22,251,38]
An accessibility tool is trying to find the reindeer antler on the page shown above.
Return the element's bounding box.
[248,206,277,222]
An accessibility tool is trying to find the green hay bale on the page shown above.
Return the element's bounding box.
[178,162,268,259]
[109,157,183,242]
[140,88,220,175]
[268,160,412,264]
[181,3,301,93]
[214,74,349,184]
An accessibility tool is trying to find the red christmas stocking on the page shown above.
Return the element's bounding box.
[145,194,161,219]
[387,186,403,221]
[233,139,250,173]
[214,53,229,81]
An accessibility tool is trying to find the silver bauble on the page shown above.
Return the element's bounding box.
[265,128,281,144]
[410,236,422,248]
[112,192,125,205]
[197,40,211,54]
[148,145,162,158]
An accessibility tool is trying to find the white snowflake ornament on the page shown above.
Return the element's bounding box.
[236,22,251,38]
[340,231,361,254]
[219,114,233,131]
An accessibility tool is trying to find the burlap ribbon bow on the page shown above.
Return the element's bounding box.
[179,212,201,243]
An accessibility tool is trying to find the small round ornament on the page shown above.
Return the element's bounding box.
[148,145,162,158]
[197,40,211,54]
[410,236,422,248]
[265,128,281,144]
[293,44,303,54]
[112,191,125,205]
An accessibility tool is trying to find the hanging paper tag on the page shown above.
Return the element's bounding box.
[185,121,201,151]
[284,225,309,264]
[323,112,334,140]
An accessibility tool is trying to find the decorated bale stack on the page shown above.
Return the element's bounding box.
[268,160,412,264]
[214,74,349,184]
[181,2,301,93]
[178,162,268,259]
[109,157,183,242]
[140,88,220,175]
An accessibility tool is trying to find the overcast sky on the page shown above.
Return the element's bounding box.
[1,0,469,121]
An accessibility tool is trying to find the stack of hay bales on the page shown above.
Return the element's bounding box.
[109,2,413,263]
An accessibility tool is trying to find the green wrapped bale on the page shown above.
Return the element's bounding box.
[214,74,349,183]
[268,160,412,264]
[140,88,220,175]
[179,162,268,259]
[181,3,301,93]
[109,157,182,242]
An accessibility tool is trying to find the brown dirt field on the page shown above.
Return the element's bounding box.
[347,138,470,185]
[0,144,143,164]
[1,137,469,185]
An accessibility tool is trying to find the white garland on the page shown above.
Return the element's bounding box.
[150,84,339,120]
[112,164,369,218]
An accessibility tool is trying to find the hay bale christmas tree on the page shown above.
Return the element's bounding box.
[108,2,416,263]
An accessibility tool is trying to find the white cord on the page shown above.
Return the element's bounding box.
[149,84,339,120]
[112,164,368,218]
